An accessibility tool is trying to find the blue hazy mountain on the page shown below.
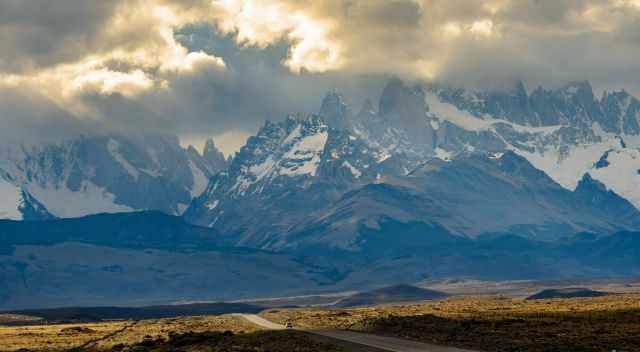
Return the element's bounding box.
[1,211,639,309]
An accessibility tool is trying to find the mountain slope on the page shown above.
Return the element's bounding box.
[0,175,23,221]
[186,81,640,250]
[423,81,640,207]
[328,79,640,209]
[0,211,224,253]
[1,212,639,309]
[185,116,399,248]
[334,284,448,307]
[0,134,228,220]
[285,151,640,250]
[0,172,53,221]
[0,212,327,310]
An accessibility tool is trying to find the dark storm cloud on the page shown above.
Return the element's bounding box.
[0,0,119,73]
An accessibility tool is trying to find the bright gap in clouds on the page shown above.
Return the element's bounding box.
[181,130,252,158]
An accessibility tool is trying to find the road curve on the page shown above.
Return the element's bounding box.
[235,314,479,352]
[235,314,286,330]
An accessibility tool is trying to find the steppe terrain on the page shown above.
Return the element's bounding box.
[265,293,640,352]
[0,315,260,351]
[2,280,639,352]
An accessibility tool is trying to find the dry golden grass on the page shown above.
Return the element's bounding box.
[4,294,640,352]
[263,293,640,352]
[94,330,351,352]
[264,294,640,328]
[0,315,259,352]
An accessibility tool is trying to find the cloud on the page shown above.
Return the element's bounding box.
[0,87,98,144]
[209,0,640,88]
[0,0,228,134]
[2,0,640,152]
[0,0,118,73]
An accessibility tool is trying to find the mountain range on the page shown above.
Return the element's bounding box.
[1,78,640,308]
[0,135,227,220]
[186,79,640,249]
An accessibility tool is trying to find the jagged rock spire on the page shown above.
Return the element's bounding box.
[319,91,349,130]
[203,138,227,171]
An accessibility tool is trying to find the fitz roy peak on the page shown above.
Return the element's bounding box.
[186,79,640,250]
[333,79,640,208]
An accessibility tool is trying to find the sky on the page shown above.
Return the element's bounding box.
[1,0,640,154]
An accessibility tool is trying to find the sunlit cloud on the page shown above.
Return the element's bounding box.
[211,0,342,73]
[3,0,640,147]
[72,69,153,97]
[442,22,463,38]
[469,19,496,37]
[0,0,226,117]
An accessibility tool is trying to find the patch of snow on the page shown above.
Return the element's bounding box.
[430,119,440,130]
[425,93,495,131]
[0,176,22,220]
[177,203,189,214]
[590,148,640,207]
[230,156,279,195]
[231,176,253,195]
[376,151,391,163]
[141,168,162,178]
[514,138,620,190]
[566,86,579,94]
[342,161,362,178]
[249,156,276,182]
[621,95,632,111]
[107,139,140,180]
[425,93,562,135]
[617,133,640,148]
[282,125,302,145]
[147,147,160,165]
[435,148,452,161]
[26,181,133,218]
[206,200,219,210]
[279,131,328,177]
[209,211,223,227]
[188,160,209,197]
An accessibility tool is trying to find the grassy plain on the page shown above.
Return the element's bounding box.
[2,293,639,352]
[0,315,258,351]
[264,293,640,352]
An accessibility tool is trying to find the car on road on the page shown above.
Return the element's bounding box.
[285,321,294,329]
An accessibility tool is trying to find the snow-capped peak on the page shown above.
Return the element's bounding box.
[184,114,390,229]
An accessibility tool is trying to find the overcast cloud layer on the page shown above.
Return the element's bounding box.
[1,0,640,150]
